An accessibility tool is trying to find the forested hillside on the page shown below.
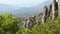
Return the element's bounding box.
[0,14,60,34]
[17,16,60,34]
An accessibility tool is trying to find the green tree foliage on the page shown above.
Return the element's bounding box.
[19,16,60,34]
[1,14,60,34]
[0,14,19,34]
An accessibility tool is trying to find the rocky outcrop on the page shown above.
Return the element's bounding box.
[23,0,60,28]
[52,0,56,20]
[38,12,43,23]
[24,15,36,28]
[58,0,60,16]
[38,0,58,23]
[48,4,52,20]
[42,6,48,24]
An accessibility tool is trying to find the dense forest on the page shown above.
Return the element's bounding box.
[0,13,60,34]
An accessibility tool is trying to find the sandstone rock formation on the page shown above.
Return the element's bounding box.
[24,0,60,28]
[24,15,36,28]
[52,0,56,20]
[42,6,48,24]
[38,12,43,23]
[38,0,58,23]
[58,0,60,16]
[48,4,52,20]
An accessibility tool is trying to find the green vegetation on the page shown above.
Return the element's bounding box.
[0,14,60,34]
[0,14,19,34]
[17,16,60,34]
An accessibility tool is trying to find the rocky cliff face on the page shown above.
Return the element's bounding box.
[52,0,56,20]
[23,0,60,28]
[58,0,60,16]
[38,0,59,23]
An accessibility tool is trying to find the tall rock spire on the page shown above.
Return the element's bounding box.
[48,4,52,20]
[58,0,60,16]
[52,0,56,20]
[42,6,48,24]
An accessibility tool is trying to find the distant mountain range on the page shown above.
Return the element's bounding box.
[0,0,52,18]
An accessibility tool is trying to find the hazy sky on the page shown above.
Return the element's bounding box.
[0,0,49,7]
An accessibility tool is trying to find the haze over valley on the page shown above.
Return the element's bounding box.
[0,0,52,18]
